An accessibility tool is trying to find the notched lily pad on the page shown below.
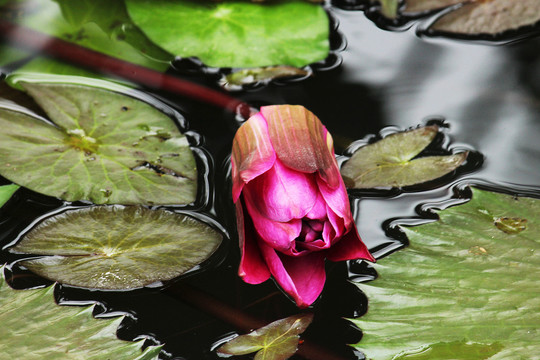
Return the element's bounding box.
[11,206,223,290]
[353,188,540,359]
[341,126,468,189]
[125,0,330,68]
[221,66,310,90]
[0,80,198,205]
[217,313,313,360]
[0,267,160,359]
[0,184,19,208]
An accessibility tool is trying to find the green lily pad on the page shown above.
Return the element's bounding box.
[125,0,330,68]
[0,267,161,359]
[11,206,223,289]
[0,78,198,205]
[340,126,468,189]
[7,0,170,71]
[353,188,540,359]
[0,184,19,207]
[217,313,313,360]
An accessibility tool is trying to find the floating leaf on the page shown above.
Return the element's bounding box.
[0,267,161,359]
[125,0,329,68]
[403,0,463,13]
[221,66,309,90]
[11,206,223,289]
[0,184,19,208]
[340,126,467,189]
[431,0,540,35]
[0,79,198,205]
[378,0,399,18]
[7,0,170,71]
[217,313,313,360]
[353,188,540,359]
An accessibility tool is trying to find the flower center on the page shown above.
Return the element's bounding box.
[298,219,324,243]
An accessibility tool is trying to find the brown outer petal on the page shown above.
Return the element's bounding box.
[231,113,276,202]
[262,105,341,189]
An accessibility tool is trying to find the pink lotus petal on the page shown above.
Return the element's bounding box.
[259,241,327,308]
[325,205,346,242]
[243,188,302,251]
[316,176,353,229]
[236,201,271,284]
[262,105,341,189]
[232,113,276,202]
[326,226,376,262]
[243,158,318,222]
[305,191,327,220]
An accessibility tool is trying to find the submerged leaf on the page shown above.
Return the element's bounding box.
[0,184,19,208]
[353,188,540,359]
[0,80,198,205]
[341,126,467,188]
[431,0,540,35]
[0,267,160,359]
[222,66,309,90]
[217,313,313,360]
[125,0,329,68]
[11,206,223,289]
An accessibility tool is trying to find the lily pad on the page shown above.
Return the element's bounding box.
[11,206,223,289]
[7,0,170,71]
[353,188,540,359]
[125,0,330,68]
[431,0,540,35]
[0,184,19,207]
[221,66,310,90]
[217,313,313,360]
[0,79,198,205]
[0,267,161,359]
[340,126,467,189]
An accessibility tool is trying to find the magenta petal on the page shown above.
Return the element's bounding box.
[243,158,318,222]
[316,176,353,229]
[236,200,271,284]
[259,242,326,308]
[326,226,375,263]
[243,189,301,251]
[305,191,327,220]
[231,113,276,202]
[262,105,341,188]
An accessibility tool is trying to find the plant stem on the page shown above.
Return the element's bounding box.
[0,21,253,119]
[166,283,352,360]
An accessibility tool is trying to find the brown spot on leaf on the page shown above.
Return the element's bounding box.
[494,217,527,234]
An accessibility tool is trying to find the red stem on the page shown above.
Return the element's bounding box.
[0,21,252,119]
[166,284,352,360]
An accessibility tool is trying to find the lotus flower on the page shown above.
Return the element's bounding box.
[232,105,374,308]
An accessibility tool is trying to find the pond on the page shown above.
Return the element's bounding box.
[0,1,539,359]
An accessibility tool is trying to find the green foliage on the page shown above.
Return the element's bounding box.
[0,267,161,359]
[125,0,330,68]
[10,0,170,71]
[353,188,540,359]
[217,314,313,360]
[0,184,18,207]
[341,126,467,189]
[11,206,223,289]
[0,78,198,205]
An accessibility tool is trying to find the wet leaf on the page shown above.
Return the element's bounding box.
[217,313,313,360]
[11,206,223,289]
[0,267,161,359]
[221,66,309,90]
[125,0,329,68]
[377,0,399,18]
[0,184,18,207]
[403,0,463,13]
[0,79,198,205]
[340,126,467,188]
[431,0,540,35]
[9,0,170,71]
[353,188,540,359]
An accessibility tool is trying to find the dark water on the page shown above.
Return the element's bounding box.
[1,4,540,360]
